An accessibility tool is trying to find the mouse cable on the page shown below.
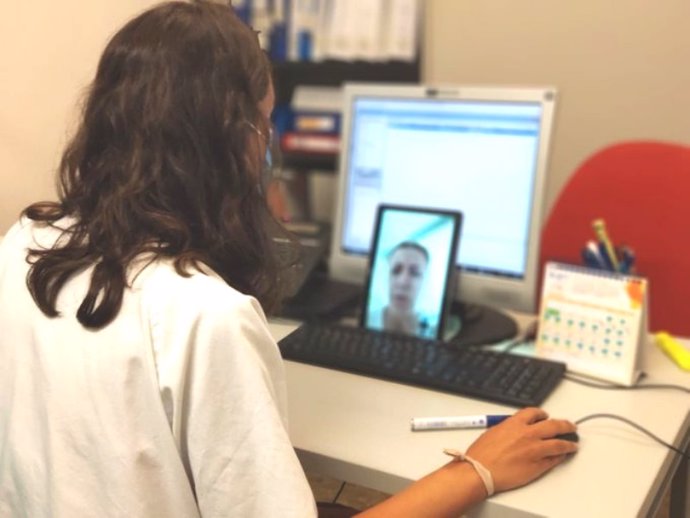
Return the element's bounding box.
[331,481,346,504]
[575,413,690,459]
[501,340,528,355]
[495,320,539,355]
[563,372,690,393]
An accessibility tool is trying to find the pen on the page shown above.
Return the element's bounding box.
[581,240,607,270]
[596,241,614,271]
[410,414,510,431]
[619,246,636,274]
[591,218,620,271]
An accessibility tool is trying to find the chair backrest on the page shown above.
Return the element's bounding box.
[539,140,690,337]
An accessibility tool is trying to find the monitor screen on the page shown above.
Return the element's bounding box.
[330,84,557,313]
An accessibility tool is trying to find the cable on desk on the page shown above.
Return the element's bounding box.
[499,338,525,354]
[331,481,346,504]
[492,319,539,355]
[575,413,690,459]
[564,372,690,393]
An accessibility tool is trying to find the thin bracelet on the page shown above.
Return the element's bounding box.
[443,448,495,497]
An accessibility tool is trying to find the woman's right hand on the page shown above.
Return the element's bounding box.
[465,407,578,493]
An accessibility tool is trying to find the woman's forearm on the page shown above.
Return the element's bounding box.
[355,461,486,518]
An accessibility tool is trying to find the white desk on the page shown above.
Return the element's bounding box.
[269,318,690,518]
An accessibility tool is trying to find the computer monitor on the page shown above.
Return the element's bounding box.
[330,83,557,322]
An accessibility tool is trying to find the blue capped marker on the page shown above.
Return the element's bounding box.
[410,414,510,431]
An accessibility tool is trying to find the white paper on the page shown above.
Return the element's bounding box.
[382,0,420,61]
[292,85,342,112]
[320,0,386,60]
[252,0,272,50]
[320,0,354,60]
[351,0,385,60]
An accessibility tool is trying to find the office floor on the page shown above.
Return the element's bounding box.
[305,468,671,517]
[306,470,390,511]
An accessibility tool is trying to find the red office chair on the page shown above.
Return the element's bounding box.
[539,140,690,337]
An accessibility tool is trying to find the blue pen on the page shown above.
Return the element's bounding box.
[592,218,620,271]
[596,241,615,271]
[410,414,510,431]
[582,240,608,270]
[619,246,636,274]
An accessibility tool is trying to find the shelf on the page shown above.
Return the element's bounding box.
[282,152,338,172]
[272,59,420,106]
[272,59,420,172]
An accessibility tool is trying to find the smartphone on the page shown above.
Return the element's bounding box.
[361,204,462,340]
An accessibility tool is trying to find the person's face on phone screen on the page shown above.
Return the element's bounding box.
[388,247,427,311]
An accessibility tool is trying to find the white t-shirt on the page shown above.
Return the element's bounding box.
[0,219,317,518]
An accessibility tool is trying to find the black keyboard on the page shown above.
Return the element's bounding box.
[278,323,566,407]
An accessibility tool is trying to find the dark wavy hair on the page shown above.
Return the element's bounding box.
[23,0,287,329]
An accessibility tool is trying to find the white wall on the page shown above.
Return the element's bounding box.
[0,0,161,234]
[424,0,690,218]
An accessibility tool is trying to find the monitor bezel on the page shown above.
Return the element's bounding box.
[329,83,557,314]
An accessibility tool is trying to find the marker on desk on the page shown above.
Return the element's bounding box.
[410,414,510,431]
[592,218,620,271]
[655,332,690,371]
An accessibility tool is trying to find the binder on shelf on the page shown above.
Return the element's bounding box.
[280,85,341,157]
[535,262,648,386]
[288,0,320,61]
[268,0,289,62]
[291,85,341,134]
[235,0,421,64]
[232,0,251,25]
[292,85,341,114]
[281,133,340,154]
[293,112,340,134]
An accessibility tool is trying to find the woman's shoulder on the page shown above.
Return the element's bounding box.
[135,259,265,323]
[1,217,55,258]
[1,216,76,250]
[135,260,279,380]
[1,217,40,246]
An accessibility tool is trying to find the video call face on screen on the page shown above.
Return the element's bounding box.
[362,206,461,340]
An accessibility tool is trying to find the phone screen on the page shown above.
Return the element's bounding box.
[361,205,462,340]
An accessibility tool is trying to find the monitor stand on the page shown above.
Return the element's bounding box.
[443,301,518,348]
[279,272,363,321]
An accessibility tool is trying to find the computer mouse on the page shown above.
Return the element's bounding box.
[554,432,579,443]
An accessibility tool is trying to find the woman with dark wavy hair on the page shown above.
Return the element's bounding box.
[25,3,285,327]
[0,2,578,517]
